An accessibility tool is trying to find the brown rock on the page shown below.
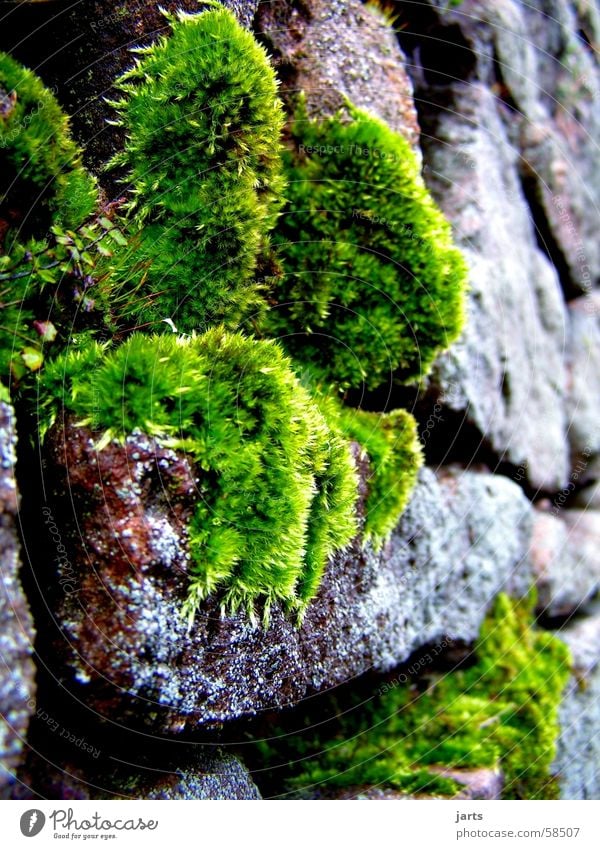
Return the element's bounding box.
[256,0,420,148]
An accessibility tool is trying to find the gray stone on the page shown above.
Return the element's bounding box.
[42,418,534,732]
[0,399,36,792]
[256,0,420,148]
[516,1,600,293]
[531,509,600,617]
[554,609,600,799]
[410,0,600,293]
[567,294,600,457]
[423,84,569,491]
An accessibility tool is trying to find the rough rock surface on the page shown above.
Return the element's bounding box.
[422,83,569,491]
[401,0,600,295]
[567,294,600,458]
[256,0,420,148]
[554,609,600,799]
[14,747,261,800]
[532,509,600,618]
[41,417,533,732]
[0,400,36,791]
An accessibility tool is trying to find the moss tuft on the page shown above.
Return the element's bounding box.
[316,390,422,544]
[261,101,468,392]
[0,52,97,384]
[252,594,571,798]
[40,330,358,623]
[106,4,286,333]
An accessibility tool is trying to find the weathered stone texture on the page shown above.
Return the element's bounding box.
[41,417,533,732]
[0,400,35,792]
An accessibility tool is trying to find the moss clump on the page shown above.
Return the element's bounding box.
[40,330,358,623]
[252,594,571,798]
[0,52,96,241]
[0,52,98,384]
[107,4,286,333]
[316,391,422,544]
[261,102,467,392]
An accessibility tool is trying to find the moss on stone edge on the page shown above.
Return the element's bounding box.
[261,101,468,392]
[253,594,571,798]
[39,330,358,624]
[0,52,98,383]
[316,391,423,545]
[106,4,286,334]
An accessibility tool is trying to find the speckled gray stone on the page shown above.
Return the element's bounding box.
[554,609,600,799]
[408,0,600,294]
[422,83,570,491]
[42,418,534,732]
[0,400,36,791]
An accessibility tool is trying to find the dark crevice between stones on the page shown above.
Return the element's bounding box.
[536,599,598,633]
[518,172,582,302]
[490,44,521,116]
[391,0,477,90]
[575,27,595,56]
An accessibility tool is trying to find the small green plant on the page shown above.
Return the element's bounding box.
[106,4,286,333]
[252,594,571,798]
[261,101,467,392]
[0,52,98,384]
[40,330,358,623]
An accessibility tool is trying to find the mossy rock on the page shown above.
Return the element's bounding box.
[316,390,423,544]
[40,329,358,623]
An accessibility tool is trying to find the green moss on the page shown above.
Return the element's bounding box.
[261,101,467,392]
[253,594,571,798]
[40,330,358,623]
[316,391,422,544]
[0,52,96,241]
[106,4,285,333]
[0,52,98,385]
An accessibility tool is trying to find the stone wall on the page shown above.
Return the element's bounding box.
[0,0,599,799]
